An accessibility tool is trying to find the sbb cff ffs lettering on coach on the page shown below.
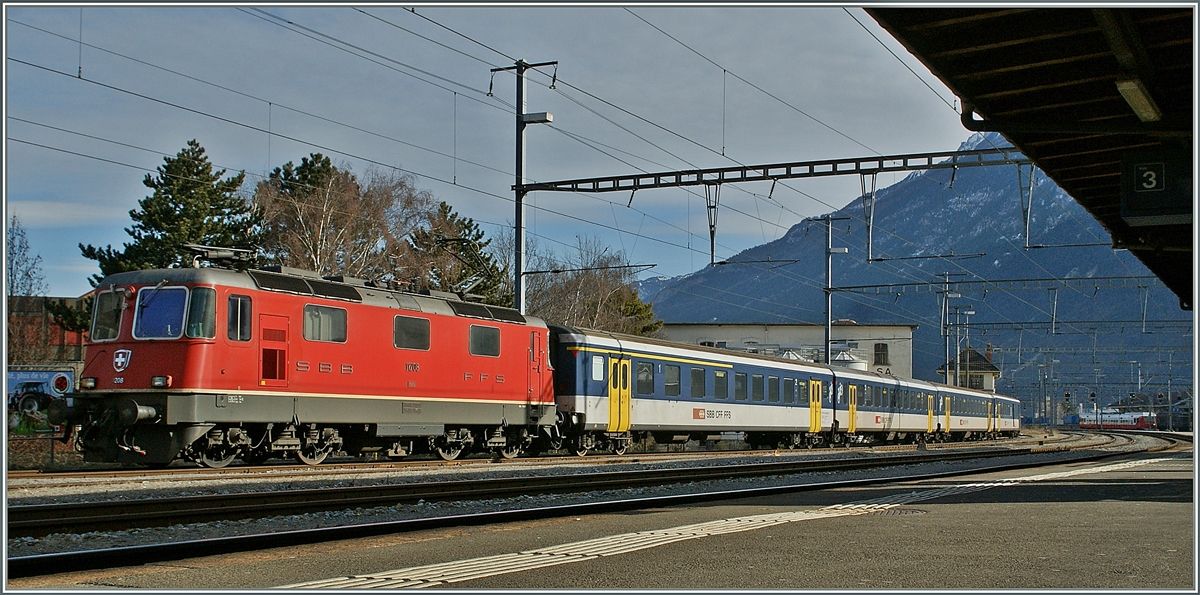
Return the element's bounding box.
[58,257,1020,467]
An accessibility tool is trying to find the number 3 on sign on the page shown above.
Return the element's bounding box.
[1135,163,1164,192]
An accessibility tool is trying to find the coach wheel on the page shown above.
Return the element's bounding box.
[498,443,522,459]
[612,442,628,456]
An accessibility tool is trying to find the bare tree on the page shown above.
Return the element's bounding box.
[7,215,51,364]
[254,154,434,281]
[518,234,662,336]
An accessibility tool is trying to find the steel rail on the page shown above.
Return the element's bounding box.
[8,438,1162,580]
[9,447,1038,538]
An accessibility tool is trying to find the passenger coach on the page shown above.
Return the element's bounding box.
[550,325,1020,453]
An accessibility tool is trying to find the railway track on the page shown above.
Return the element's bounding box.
[7,431,1071,485]
[7,434,1102,539]
[8,432,1176,580]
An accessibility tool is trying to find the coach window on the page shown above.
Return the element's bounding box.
[767,376,780,403]
[304,305,347,343]
[782,378,795,404]
[591,355,606,382]
[714,370,728,399]
[798,379,809,405]
[691,368,706,398]
[751,374,764,402]
[636,361,654,395]
[468,325,500,356]
[665,365,681,397]
[185,287,217,338]
[394,315,431,350]
[734,373,748,401]
[227,295,252,341]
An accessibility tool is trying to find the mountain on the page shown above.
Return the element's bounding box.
[647,133,1191,396]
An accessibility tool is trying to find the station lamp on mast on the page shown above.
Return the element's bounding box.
[494,59,556,314]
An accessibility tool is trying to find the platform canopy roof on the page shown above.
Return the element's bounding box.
[867,7,1193,310]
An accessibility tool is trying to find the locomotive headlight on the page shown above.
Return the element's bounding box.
[80,377,97,389]
[151,375,173,388]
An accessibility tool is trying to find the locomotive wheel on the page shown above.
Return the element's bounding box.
[199,449,237,469]
[295,446,330,466]
[435,444,464,461]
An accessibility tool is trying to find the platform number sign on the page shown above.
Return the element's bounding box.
[1133,162,1165,193]
[1120,151,1191,227]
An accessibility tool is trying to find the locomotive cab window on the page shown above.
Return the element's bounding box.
[394,315,431,350]
[133,285,188,339]
[227,295,252,341]
[468,325,500,356]
[185,287,216,338]
[304,305,347,343]
[91,288,126,341]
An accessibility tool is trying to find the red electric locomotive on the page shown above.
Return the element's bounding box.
[57,257,557,467]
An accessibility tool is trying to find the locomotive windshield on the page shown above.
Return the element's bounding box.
[133,285,188,339]
[91,288,126,341]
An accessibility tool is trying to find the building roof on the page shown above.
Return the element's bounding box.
[937,347,1002,375]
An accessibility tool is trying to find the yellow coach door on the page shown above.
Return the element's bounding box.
[809,379,822,433]
[607,358,631,432]
[944,396,952,431]
[927,394,935,433]
[848,384,858,433]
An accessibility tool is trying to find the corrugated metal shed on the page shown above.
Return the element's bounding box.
[867,7,1193,309]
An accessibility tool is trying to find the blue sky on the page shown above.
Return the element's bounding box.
[5,4,971,297]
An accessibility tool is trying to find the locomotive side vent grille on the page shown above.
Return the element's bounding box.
[249,270,313,295]
[307,279,363,302]
[449,300,496,320]
[249,270,362,302]
[486,305,526,324]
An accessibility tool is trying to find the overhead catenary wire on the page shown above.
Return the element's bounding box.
[14,9,1166,350]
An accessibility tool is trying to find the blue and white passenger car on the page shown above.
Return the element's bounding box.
[548,325,1020,454]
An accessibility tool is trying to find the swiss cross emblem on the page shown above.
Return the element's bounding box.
[113,349,132,372]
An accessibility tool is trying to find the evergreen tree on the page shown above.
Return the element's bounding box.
[405,202,510,305]
[79,140,261,286]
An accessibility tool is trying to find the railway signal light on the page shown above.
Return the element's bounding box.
[1064,391,1071,404]
[1090,392,1096,402]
